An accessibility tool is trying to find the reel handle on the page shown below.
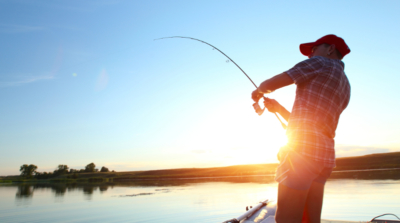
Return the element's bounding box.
[252,102,265,116]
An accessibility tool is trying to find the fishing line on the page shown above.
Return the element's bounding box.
[155,36,258,88]
[154,36,287,129]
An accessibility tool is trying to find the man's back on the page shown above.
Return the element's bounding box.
[285,56,351,167]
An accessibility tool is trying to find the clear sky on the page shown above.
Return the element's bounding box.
[1,0,400,175]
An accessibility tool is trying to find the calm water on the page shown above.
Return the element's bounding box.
[0,177,399,222]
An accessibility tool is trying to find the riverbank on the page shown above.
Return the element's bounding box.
[2,152,400,183]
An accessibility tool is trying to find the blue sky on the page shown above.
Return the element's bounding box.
[1,0,400,175]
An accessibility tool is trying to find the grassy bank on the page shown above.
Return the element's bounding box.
[0,180,12,183]
[2,152,400,183]
[335,152,400,170]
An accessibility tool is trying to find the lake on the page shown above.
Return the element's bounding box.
[0,177,399,222]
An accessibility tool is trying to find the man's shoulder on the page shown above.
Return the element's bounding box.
[293,56,327,70]
[303,56,326,63]
[311,56,344,69]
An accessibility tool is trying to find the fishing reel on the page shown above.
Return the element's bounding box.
[252,101,265,116]
[252,96,268,116]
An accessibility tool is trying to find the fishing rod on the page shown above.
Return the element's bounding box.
[154,36,287,130]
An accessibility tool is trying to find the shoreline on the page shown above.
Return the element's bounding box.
[2,167,400,184]
[2,152,400,183]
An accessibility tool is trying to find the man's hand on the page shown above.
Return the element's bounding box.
[252,89,263,102]
[264,98,281,113]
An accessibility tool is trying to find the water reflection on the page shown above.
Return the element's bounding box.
[9,171,399,202]
[9,175,276,201]
[15,185,34,199]
[12,183,101,200]
[52,184,67,196]
[99,185,108,192]
[1,178,399,222]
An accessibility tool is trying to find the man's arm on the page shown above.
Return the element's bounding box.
[258,72,294,93]
[251,72,294,122]
[252,72,294,102]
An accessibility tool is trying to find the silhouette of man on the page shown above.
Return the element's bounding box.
[252,35,351,223]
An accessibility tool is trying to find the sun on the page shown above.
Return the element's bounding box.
[180,101,288,166]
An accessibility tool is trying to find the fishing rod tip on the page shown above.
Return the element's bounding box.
[154,37,170,41]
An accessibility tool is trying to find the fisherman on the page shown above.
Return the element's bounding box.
[252,34,351,223]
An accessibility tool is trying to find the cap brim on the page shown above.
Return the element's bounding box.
[299,42,318,56]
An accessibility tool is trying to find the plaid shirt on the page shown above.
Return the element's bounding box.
[285,56,351,167]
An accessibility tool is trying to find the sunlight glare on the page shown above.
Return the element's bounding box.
[180,100,287,166]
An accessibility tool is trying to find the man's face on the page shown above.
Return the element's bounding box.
[309,44,329,58]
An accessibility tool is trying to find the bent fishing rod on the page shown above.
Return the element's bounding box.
[154,36,287,130]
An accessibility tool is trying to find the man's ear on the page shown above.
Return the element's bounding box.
[329,44,336,54]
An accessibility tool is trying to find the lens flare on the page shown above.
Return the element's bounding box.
[95,69,109,91]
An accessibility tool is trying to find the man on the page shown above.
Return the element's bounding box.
[251,34,351,223]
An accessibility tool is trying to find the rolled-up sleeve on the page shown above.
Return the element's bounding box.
[285,56,325,85]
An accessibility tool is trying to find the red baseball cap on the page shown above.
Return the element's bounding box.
[299,34,350,58]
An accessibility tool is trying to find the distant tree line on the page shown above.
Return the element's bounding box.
[19,163,115,179]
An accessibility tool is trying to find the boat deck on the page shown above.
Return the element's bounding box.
[226,200,396,223]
